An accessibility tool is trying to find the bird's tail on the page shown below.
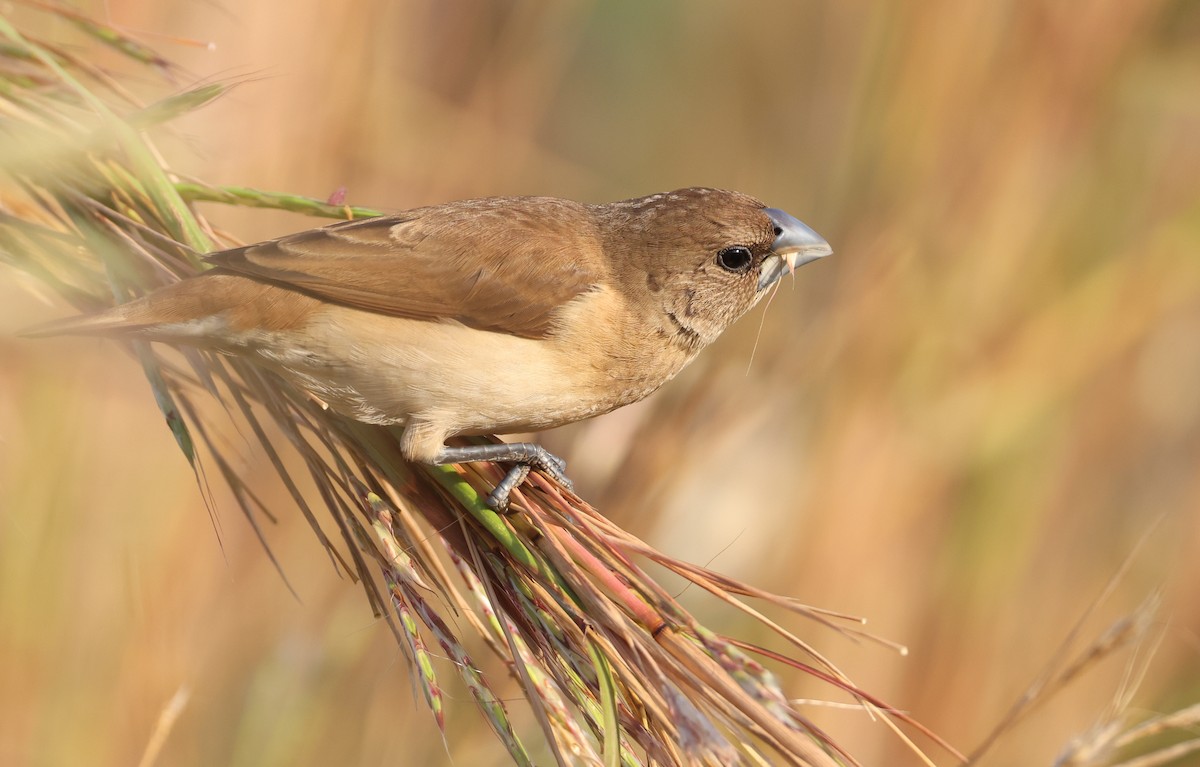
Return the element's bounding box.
[19,302,153,339]
[20,272,315,343]
[18,276,229,340]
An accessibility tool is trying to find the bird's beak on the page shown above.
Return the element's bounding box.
[758,207,833,291]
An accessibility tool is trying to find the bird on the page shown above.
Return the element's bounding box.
[28,187,831,510]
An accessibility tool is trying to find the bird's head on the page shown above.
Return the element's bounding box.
[596,187,831,349]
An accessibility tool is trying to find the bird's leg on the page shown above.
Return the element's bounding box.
[433,442,573,512]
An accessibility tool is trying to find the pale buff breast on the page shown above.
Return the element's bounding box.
[233,287,694,460]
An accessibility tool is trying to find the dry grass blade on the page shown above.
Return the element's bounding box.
[1050,595,1199,767]
[134,687,191,767]
[0,7,940,766]
[971,521,1168,765]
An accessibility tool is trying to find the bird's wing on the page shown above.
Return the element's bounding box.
[204,198,605,339]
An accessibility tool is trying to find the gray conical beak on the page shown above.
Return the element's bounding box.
[758,207,833,290]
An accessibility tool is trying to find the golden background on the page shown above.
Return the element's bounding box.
[2,1,1199,765]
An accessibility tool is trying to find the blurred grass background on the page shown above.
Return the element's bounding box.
[2,0,1199,765]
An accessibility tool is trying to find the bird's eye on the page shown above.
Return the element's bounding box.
[716,246,754,273]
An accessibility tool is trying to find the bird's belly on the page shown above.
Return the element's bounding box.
[241,309,671,436]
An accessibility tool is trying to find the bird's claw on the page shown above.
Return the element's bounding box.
[434,442,572,513]
[488,449,572,512]
[487,464,530,513]
[532,449,572,491]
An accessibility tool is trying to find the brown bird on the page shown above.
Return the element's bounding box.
[30,188,831,509]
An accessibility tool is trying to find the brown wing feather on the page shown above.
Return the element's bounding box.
[204,196,606,339]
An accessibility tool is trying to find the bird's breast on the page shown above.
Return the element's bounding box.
[236,295,689,436]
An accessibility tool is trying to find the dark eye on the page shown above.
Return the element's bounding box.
[716,246,754,273]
